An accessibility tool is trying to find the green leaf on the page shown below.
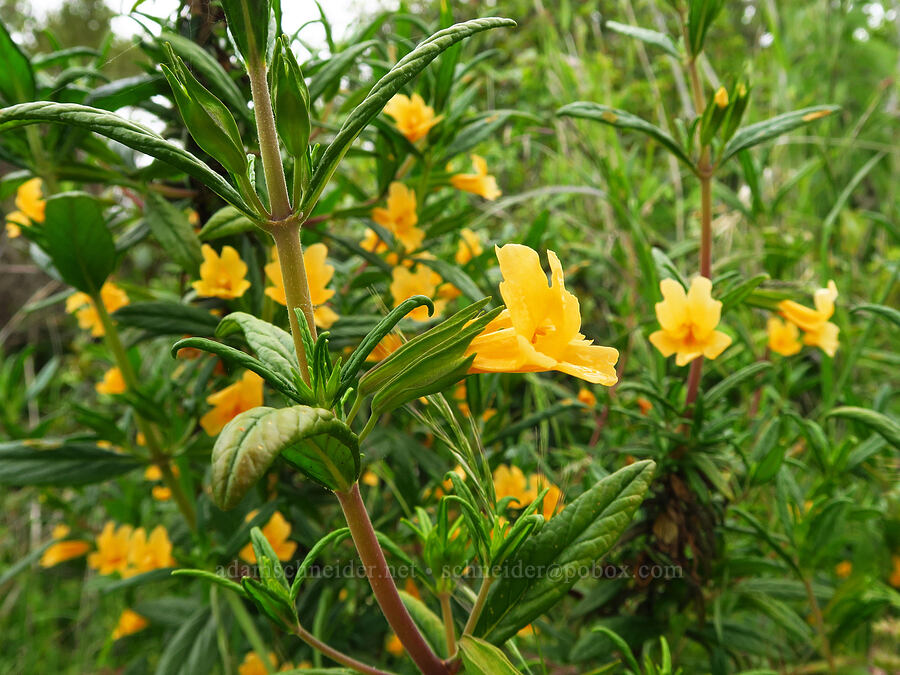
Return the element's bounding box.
[85,74,167,111]
[749,418,784,484]
[719,106,839,164]
[300,17,516,216]
[144,192,203,274]
[720,273,769,310]
[476,461,655,643]
[241,577,295,630]
[216,312,299,382]
[413,254,485,302]
[0,20,35,104]
[0,102,255,218]
[211,405,359,509]
[308,40,379,103]
[153,608,210,675]
[291,528,352,602]
[827,407,900,449]
[171,569,247,596]
[0,439,140,486]
[605,21,679,58]
[459,636,523,674]
[557,102,694,169]
[703,362,772,406]
[398,590,449,657]
[219,0,271,65]
[198,205,256,240]
[42,193,116,294]
[113,301,220,337]
[849,303,900,329]
[0,540,54,587]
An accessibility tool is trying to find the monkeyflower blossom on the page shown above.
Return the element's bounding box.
[390,264,447,321]
[360,227,389,254]
[385,633,405,657]
[96,366,126,395]
[577,387,597,407]
[192,244,251,299]
[767,317,802,357]
[367,333,404,362]
[238,652,299,675]
[777,280,839,356]
[239,510,297,563]
[649,277,732,366]
[451,154,501,200]
[835,560,852,579]
[88,522,133,575]
[40,525,91,567]
[200,370,263,436]
[383,93,442,142]
[265,243,339,329]
[66,282,130,337]
[466,245,619,385]
[493,465,537,507]
[111,609,148,640]
[371,182,425,252]
[5,177,45,238]
[455,227,484,264]
[126,525,176,576]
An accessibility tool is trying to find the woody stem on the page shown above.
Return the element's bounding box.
[91,291,197,531]
[270,224,316,384]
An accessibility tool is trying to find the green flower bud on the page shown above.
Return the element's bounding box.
[271,37,311,159]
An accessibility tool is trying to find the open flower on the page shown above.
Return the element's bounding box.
[648,277,732,366]
[192,244,251,299]
[466,245,618,385]
[96,366,126,395]
[265,244,339,329]
[777,281,839,356]
[239,510,298,563]
[451,154,501,200]
[493,465,537,507]
[40,525,91,567]
[5,177,46,238]
[577,387,597,407]
[383,93,442,142]
[200,370,264,436]
[360,227,389,254]
[112,609,148,640]
[390,264,447,321]
[372,182,425,253]
[367,333,403,361]
[126,525,175,576]
[767,317,802,357]
[455,227,484,264]
[88,522,134,575]
[65,282,130,337]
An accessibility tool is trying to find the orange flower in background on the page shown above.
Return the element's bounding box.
[493,465,537,507]
[151,486,172,501]
[390,264,447,321]
[5,210,28,238]
[240,510,298,563]
[111,609,148,640]
[385,632,405,657]
[577,387,597,407]
[367,333,403,361]
[360,227,389,254]
[467,245,619,385]
[5,177,45,238]
[65,282,130,337]
[192,244,251,299]
[265,244,339,329]
[88,522,133,575]
[451,154,501,200]
[372,182,425,253]
[649,277,732,366]
[263,249,287,305]
[200,370,264,436]
[636,397,653,416]
[383,93,442,142]
[455,227,484,264]
[767,317,802,357]
[778,280,839,356]
[835,560,852,578]
[95,366,126,395]
[126,525,175,576]
[889,555,900,588]
[40,525,91,567]
[534,479,564,520]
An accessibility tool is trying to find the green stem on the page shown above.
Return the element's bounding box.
[92,291,197,531]
[462,575,493,636]
[270,224,316,383]
[439,592,457,657]
[292,622,394,675]
[236,172,270,219]
[685,154,713,411]
[336,483,449,675]
[802,574,835,673]
[247,56,291,219]
[224,592,275,675]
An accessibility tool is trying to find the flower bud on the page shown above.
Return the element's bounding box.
[271,37,311,159]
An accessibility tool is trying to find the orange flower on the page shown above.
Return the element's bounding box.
[466,245,618,385]
[126,525,176,576]
[385,632,405,657]
[151,486,172,501]
[5,210,28,238]
[200,371,264,436]
[649,277,732,366]
[237,651,298,675]
[577,387,597,407]
[383,93,441,142]
[767,317,802,357]
[265,244,339,329]
[88,522,133,575]
[889,555,900,588]
[372,182,425,253]
[493,465,537,507]
[65,282,130,337]
[5,178,45,238]
[40,525,91,567]
[451,155,501,200]
[636,397,653,416]
[777,281,839,356]
[240,510,298,563]
[455,227,484,264]
[835,560,852,578]
[192,244,251,299]
[95,366,126,395]
[390,264,446,321]
[367,333,404,362]
[360,227,389,254]
[112,609,148,640]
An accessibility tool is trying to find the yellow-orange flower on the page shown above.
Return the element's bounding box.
[200,370,264,436]
[151,486,172,501]
[466,245,618,385]
[889,555,900,588]
[5,210,28,238]
[265,244,339,329]
[385,632,405,657]
[192,244,251,299]
[96,366,126,395]
[126,525,175,576]
[539,482,564,520]
[367,333,403,361]
[383,93,442,142]
[112,609,148,640]
[493,465,537,507]
[5,178,45,238]
[372,182,425,253]
[360,227,389,254]
[778,281,839,357]
[767,317,802,357]
[455,227,484,264]
[65,282,130,337]
[649,277,732,366]
[88,522,133,575]
[835,560,852,578]
[240,510,298,563]
[577,387,597,407]
[451,155,501,200]
[40,525,91,567]
[390,264,447,321]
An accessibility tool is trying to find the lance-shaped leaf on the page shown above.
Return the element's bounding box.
[475,460,655,643]
[459,636,523,674]
[0,20,35,104]
[605,21,679,58]
[719,105,839,164]
[215,312,299,382]
[211,405,360,509]
[826,406,900,449]
[198,205,256,240]
[300,17,516,217]
[0,102,255,219]
[0,439,141,486]
[557,102,694,169]
[219,0,271,65]
[144,191,203,275]
[114,301,219,337]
